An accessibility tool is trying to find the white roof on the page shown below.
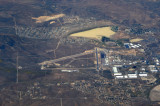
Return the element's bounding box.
[124,75,128,78]
[149,65,155,67]
[128,76,137,78]
[113,67,118,73]
[114,73,122,76]
[151,70,158,72]
[61,70,78,72]
[128,74,137,76]
[115,76,124,79]
[124,43,129,45]
[130,43,133,45]
[139,74,147,77]
[114,65,122,67]
[141,68,145,70]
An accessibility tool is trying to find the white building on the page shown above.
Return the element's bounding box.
[128,43,141,48]
[124,75,128,79]
[112,66,123,77]
[105,58,109,65]
[113,67,118,73]
[114,65,123,67]
[115,76,124,79]
[141,68,145,71]
[155,59,159,65]
[128,74,137,78]
[114,73,122,76]
[139,72,148,77]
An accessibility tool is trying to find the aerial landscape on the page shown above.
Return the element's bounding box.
[0,0,160,106]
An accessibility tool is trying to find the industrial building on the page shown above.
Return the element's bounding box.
[112,66,140,79]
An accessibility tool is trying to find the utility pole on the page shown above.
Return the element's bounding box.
[16,52,19,83]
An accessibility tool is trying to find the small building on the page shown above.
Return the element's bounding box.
[101,53,106,58]
[155,58,160,65]
[128,74,137,78]
[128,75,137,78]
[139,72,148,77]
[125,45,130,49]
[124,75,128,79]
[105,58,109,65]
[112,66,123,77]
[149,65,158,73]
[141,67,145,71]
[124,43,130,49]
[124,43,142,49]
[114,65,123,67]
[114,73,122,76]
[115,76,124,79]
[113,67,118,73]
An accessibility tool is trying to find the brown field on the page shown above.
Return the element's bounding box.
[70,27,115,40]
[130,38,143,42]
[32,14,65,23]
[150,85,160,101]
[111,32,130,40]
[113,49,137,56]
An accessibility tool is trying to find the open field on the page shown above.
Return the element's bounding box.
[150,85,160,101]
[70,27,115,40]
[130,38,143,43]
[32,14,65,23]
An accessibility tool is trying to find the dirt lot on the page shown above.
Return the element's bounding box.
[150,85,160,101]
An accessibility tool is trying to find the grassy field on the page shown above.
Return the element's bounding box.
[130,38,143,42]
[70,27,115,40]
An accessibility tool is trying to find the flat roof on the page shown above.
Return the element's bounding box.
[113,67,118,73]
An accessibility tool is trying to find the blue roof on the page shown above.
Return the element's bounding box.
[125,45,130,48]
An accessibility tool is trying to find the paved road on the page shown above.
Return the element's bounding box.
[43,67,96,70]
[40,50,95,66]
